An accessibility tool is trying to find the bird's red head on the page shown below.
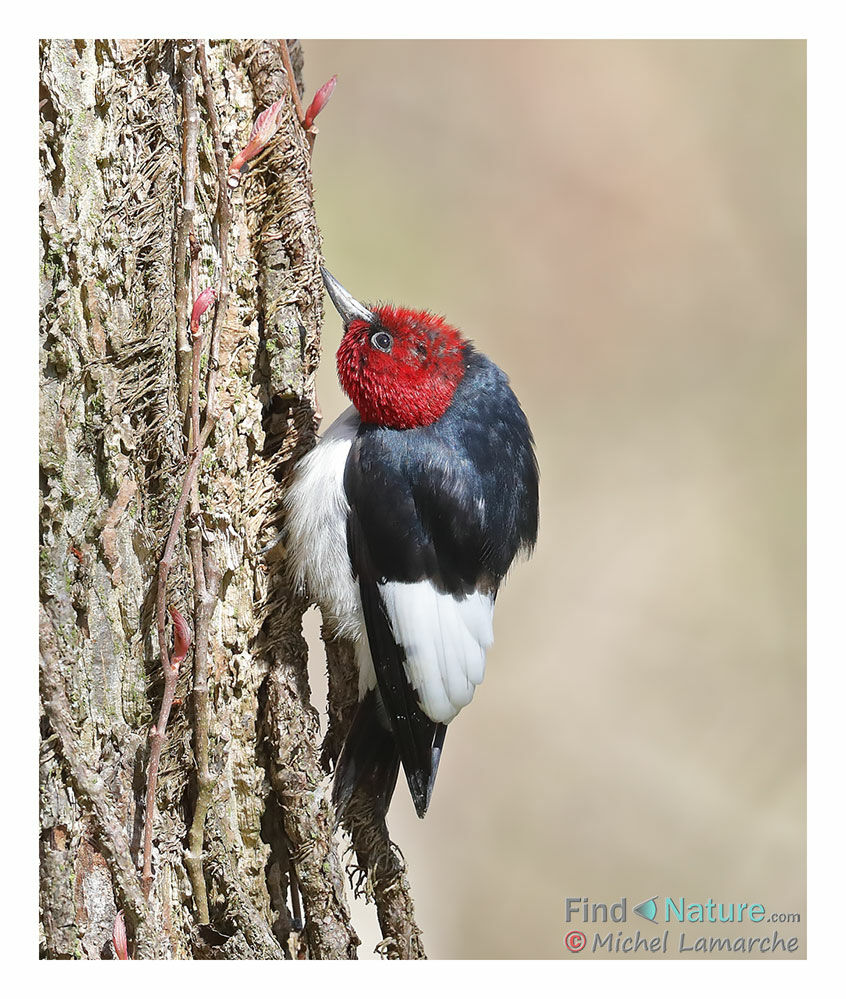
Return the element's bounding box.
[323,268,467,430]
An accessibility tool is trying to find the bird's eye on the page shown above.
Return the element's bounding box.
[370,331,393,353]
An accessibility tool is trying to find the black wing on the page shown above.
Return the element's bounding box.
[343,348,538,817]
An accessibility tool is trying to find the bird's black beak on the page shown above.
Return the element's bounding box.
[320,266,377,327]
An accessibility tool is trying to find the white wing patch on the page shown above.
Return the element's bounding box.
[378,581,495,724]
[284,406,364,642]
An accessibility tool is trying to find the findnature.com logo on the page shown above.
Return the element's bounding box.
[563,896,802,956]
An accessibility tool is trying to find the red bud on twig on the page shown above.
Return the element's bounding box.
[303,75,337,130]
[169,606,192,666]
[190,287,217,335]
[228,99,286,184]
[113,910,130,960]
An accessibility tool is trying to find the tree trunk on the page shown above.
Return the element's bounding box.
[39,38,421,960]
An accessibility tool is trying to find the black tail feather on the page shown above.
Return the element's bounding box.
[333,690,401,823]
[333,690,447,821]
[404,722,447,819]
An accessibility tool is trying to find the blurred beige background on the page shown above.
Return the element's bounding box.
[299,40,805,960]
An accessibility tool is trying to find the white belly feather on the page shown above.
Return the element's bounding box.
[285,406,363,643]
[285,405,494,723]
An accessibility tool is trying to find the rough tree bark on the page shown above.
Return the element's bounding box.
[39,38,423,960]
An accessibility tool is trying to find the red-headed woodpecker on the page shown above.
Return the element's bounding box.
[285,267,539,820]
